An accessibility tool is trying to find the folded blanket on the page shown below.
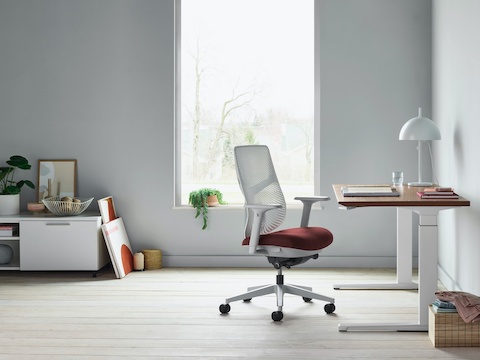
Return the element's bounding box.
[431,305,458,313]
[435,291,480,323]
[433,299,456,309]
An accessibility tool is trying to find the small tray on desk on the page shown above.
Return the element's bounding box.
[341,185,400,197]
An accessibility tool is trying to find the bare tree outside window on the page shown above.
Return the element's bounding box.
[180,0,314,204]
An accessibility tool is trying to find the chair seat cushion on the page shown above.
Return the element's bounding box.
[242,227,333,251]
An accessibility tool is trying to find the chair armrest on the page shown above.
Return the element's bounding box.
[244,204,282,255]
[294,196,331,227]
[294,196,330,203]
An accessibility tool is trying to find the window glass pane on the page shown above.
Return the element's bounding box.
[180,0,314,204]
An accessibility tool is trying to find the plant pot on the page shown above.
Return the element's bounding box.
[207,195,219,207]
[0,194,20,215]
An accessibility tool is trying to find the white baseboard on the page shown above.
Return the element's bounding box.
[162,255,419,268]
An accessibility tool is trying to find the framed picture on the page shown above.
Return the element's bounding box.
[98,196,118,224]
[37,160,77,201]
[101,217,134,279]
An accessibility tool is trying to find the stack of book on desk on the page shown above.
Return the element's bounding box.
[417,187,459,199]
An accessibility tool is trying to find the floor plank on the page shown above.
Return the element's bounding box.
[0,267,478,359]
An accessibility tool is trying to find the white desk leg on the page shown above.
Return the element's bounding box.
[395,208,418,289]
[334,207,417,290]
[338,210,438,332]
[417,212,438,327]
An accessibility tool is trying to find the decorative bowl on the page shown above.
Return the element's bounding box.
[42,196,94,216]
[27,202,45,214]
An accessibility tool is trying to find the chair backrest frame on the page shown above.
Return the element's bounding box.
[234,145,286,238]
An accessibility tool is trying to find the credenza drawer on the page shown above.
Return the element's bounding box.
[19,217,108,271]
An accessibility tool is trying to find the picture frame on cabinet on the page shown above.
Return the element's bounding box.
[37,160,77,201]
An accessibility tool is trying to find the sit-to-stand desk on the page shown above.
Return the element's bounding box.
[332,184,470,332]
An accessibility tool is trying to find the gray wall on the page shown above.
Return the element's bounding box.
[318,0,432,265]
[1,1,436,269]
[433,0,480,294]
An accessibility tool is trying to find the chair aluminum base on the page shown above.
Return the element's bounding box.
[224,268,335,312]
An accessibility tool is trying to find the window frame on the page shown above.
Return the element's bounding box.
[174,0,320,207]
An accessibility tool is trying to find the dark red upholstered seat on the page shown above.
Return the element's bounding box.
[242,227,333,251]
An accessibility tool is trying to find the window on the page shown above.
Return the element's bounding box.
[176,0,315,205]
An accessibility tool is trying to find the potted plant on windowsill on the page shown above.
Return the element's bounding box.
[0,155,35,215]
[188,188,226,230]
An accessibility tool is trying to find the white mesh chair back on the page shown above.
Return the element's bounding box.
[234,145,286,238]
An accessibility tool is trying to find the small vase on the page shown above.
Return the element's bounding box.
[0,194,20,215]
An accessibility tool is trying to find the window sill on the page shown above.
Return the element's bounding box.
[173,204,325,211]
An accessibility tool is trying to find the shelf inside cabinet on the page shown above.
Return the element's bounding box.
[0,262,20,270]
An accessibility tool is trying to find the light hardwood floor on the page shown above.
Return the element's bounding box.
[0,267,478,360]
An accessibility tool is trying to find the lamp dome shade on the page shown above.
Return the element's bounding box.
[399,108,441,140]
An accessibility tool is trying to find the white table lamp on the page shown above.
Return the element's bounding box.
[399,108,441,187]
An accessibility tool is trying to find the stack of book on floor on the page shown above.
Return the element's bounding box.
[417,187,459,199]
[431,299,457,313]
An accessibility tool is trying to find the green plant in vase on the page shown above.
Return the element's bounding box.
[188,188,226,230]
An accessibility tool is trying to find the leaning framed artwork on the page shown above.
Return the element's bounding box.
[101,217,134,279]
[37,160,77,201]
[98,196,118,224]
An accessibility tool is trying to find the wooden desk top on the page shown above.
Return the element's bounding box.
[333,184,470,207]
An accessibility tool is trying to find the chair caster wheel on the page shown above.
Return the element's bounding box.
[303,297,312,302]
[219,303,231,314]
[324,303,335,314]
[272,311,283,321]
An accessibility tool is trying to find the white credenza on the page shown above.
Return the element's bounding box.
[0,213,109,275]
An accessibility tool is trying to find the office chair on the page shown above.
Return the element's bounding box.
[219,145,335,321]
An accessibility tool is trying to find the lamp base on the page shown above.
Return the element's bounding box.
[407,181,433,187]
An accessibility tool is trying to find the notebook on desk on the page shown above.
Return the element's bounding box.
[341,185,400,197]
